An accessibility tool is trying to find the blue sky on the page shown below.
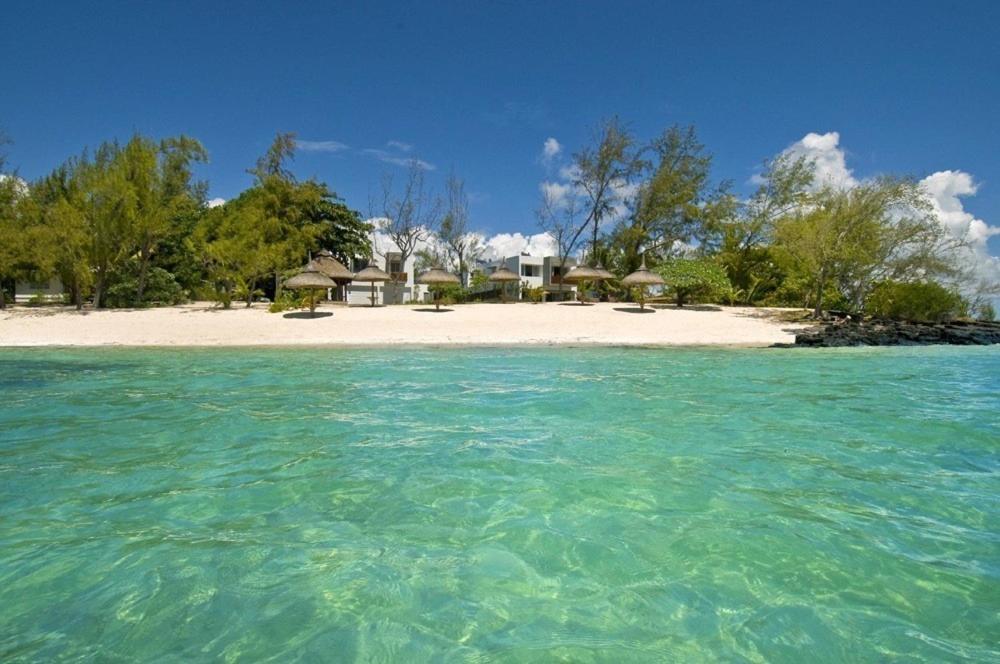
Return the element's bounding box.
[2,0,998,263]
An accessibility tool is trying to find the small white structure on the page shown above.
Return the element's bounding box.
[480,254,578,301]
[345,249,427,306]
[15,277,63,303]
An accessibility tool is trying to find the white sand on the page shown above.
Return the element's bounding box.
[0,302,807,347]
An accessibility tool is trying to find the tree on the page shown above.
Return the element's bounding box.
[537,185,587,298]
[312,198,372,264]
[375,162,441,294]
[195,133,329,308]
[867,281,967,322]
[572,117,644,260]
[719,155,814,304]
[774,177,956,317]
[437,173,483,286]
[611,125,733,274]
[656,258,731,307]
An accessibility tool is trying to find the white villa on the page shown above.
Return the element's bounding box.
[479,254,578,301]
[345,248,429,306]
[14,277,64,303]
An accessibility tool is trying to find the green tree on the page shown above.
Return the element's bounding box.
[437,173,482,287]
[656,258,732,307]
[719,155,814,304]
[312,198,372,264]
[573,117,644,260]
[867,281,967,322]
[774,177,953,317]
[611,125,733,274]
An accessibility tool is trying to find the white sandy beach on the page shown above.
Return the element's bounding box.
[0,302,808,347]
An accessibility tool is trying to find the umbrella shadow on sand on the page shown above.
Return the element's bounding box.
[282,311,334,319]
[613,306,655,314]
[413,307,454,313]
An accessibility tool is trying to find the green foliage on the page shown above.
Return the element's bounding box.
[104,265,186,308]
[977,301,996,322]
[522,283,545,303]
[268,290,305,313]
[656,258,732,306]
[866,281,967,322]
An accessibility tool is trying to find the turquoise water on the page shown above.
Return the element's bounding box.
[1,347,998,662]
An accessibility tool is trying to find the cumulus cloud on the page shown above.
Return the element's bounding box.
[207,197,226,208]
[920,170,1000,287]
[541,137,561,163]
[295,139,349,153]
[769,132,999,296]
[779,131,857,190]
[481,232,558,260]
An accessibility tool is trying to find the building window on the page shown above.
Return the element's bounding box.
[521,265,539,277]
[389,260,403,274]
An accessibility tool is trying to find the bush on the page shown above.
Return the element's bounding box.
[655,258,732,307]
[978,302,996,322]
[866,281,967,322]
[104,266,186,308]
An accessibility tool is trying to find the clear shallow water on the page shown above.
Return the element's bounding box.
[0,346,998,663]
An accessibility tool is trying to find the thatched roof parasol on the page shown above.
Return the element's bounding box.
[620,256,664,310]
[488,260,521,303]
[417,266,460,310]
[353,259,391,307]
[487,263,520,282]
[285,266,336,290]
[285,265,336,314]
[593,263,615,281]
[311,250,354,282]
[354,262,391,282]
[621,257,665,286]
[562,265,604,283]
[416,267,460,285]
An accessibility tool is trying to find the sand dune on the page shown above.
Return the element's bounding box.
[0,302,808,347]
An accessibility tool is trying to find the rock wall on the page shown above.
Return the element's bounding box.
[787,319,1000,347]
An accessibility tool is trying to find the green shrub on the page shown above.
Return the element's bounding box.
[866,281,967,322]
[104,265,186,308]
[655,258,732,307]
[268,290,303,313]
[978,302,996,322]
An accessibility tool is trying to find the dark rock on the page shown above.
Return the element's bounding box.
[781,318,1000,348]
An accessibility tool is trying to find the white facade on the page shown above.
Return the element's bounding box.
[345,249,429,306]
[15,277,63,303]
[480,254,577,301]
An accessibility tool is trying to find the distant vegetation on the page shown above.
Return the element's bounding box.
[1,124,995,320]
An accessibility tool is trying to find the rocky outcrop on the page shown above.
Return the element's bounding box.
[783,319,1000,347]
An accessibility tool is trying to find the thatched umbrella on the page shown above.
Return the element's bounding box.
[621,256,665,310]
[285,265,336,314]
[308,250,354,303]
[354,260,391,307]
[487,259,521,303]
[416,266,460,310]
[562,264,607,304]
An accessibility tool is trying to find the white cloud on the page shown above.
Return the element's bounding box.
[920,170,1000,287]
[780,131,857,190]
[481,232,558,260]
[362,149,435,171]
[386,140,412,152]
[207,197,226,208]
[541,137,561,163]
[295,139,349,153]
[539,180,572,207]
[0,173,28,197]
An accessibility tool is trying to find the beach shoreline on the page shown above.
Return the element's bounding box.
[0,302,810,348]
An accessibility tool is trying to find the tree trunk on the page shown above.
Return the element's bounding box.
[0,285,6,310]
[245,278,255,308]
[812,270,826,319]
[93,278,104,309]
[74,283,83,310]
[676,290,686,307]
[136,250,150,306]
